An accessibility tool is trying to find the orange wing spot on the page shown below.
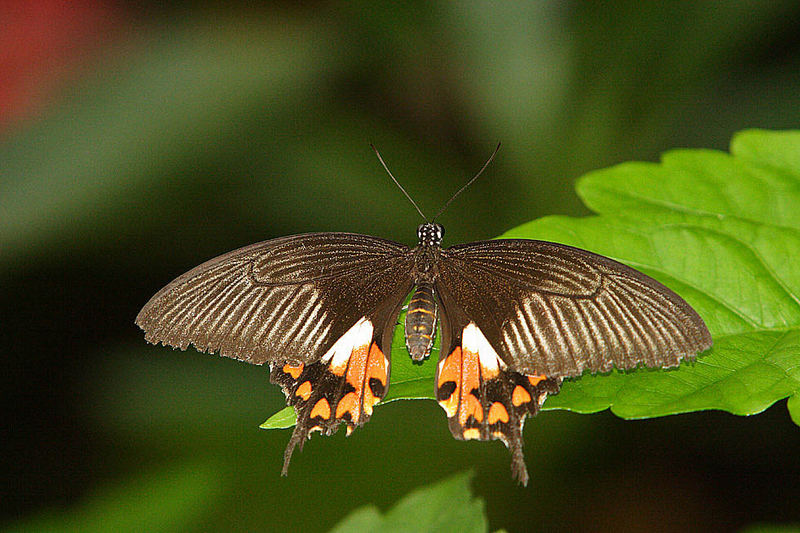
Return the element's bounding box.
[462,395,483,424]
[480,359,500,380]
[310,398,331,419]
[528,374,547,386]
[283,362,304,379]
[439,391,459,418]
[295,381,312,401]
[437,347,462,417]
[344,342,370,389]
[463,428,481,440]
[329,361,347,376]
[461,346,480,393]
[336,392,358,420]
[331,341,368,377]
[345,338,369,388]
[366,343,387,386]
[512,385,532,406]
[437,346,462,387]
[363,343,387,416]
[458,347,482,426]
[488,402,510,424]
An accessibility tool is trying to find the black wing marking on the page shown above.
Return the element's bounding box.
[432,303,562,485]
[136,233,414,365]
[270,310,396,474]
[436,239,712,377]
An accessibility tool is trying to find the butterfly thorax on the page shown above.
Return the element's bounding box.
[412,222,444,272]
[406,223,444,360]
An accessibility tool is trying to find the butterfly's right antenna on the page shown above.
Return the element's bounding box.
[371,144,428,221]
[433,142,500,222]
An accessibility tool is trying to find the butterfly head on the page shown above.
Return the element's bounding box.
[417,222,444,247]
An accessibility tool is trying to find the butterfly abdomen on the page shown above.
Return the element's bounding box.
[405,282,438,361]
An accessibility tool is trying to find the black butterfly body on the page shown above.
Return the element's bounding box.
[136,222,711,485]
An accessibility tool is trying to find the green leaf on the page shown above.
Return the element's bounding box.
[329,471,487,533]
[263,129,800,428]
[260,406,298,430]
[789,394,800,427]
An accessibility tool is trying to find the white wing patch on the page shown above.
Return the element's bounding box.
[320,317,374,374]
[462,322,506,376]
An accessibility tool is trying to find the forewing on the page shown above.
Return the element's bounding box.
[436,239,712,377]
[136,232,414,365]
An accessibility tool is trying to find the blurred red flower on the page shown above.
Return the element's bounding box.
[0,1,119,136]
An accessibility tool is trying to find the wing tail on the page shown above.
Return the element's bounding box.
[434,316,562,485]
[271,314,396,475]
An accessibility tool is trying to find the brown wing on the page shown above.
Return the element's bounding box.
[436,239,712,377]
[432,238,712,484]
[136,232,414,365]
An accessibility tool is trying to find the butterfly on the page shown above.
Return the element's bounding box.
[135,144,712,485]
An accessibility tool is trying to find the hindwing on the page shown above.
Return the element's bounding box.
[434,320,562,485]
[270,316,394,473]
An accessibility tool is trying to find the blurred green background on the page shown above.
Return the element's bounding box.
[3,2,800,531]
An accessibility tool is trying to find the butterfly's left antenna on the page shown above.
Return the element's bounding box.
[371,144,428,221]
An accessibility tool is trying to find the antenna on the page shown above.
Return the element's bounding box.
[371,142,501,222]
[371,144,427,220]
[433,142,501,222]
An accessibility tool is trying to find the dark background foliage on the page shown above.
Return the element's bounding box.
[3,2,800,531]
